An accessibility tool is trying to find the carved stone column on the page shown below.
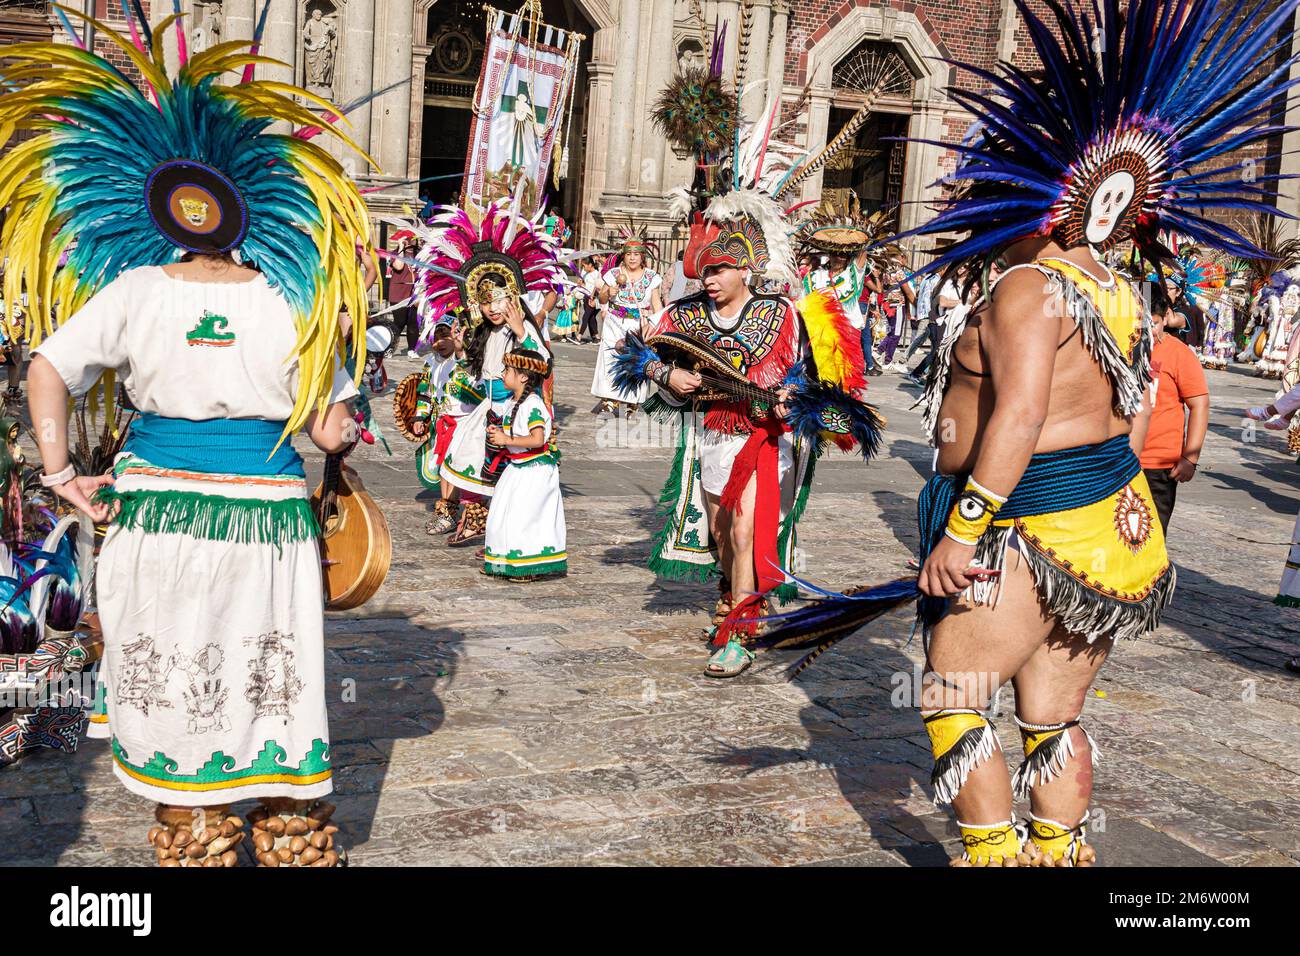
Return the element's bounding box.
[604,0,642,195]
[370,0,415,182]
[339,0,376,160]
[767,0,788,95]
[581,29,617,243]
[743,0,771,121]
[636,0,677,197]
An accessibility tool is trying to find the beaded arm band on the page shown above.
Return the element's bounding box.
[39,464,76,488]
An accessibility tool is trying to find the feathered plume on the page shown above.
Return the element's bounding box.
[0,4,380,440]
[404,198,575,333]
[1241,211,1300,288]
[732,0,755,101]
[754,576,920,678]
[651,68,739,156]
[892,0,1300,279]
[772,44,909,202]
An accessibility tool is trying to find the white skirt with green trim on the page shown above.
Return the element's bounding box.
[483,459,567,578]
[91,463,332,805]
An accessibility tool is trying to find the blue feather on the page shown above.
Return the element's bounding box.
[785,378,885,460]
[611,331,659,396]
[751,576,920,678]
[900,0,1300,277]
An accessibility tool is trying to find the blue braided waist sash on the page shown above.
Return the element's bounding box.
[123,413,306,478]
[917,434,1140,561]
[104,414,317,546]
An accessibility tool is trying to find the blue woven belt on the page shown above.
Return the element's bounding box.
[123,413,305,478]
[917,434,1140,563]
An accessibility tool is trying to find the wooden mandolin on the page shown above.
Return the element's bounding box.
[310,454,391,610]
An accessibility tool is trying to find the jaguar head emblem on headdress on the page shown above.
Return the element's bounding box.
[179,197,210,227]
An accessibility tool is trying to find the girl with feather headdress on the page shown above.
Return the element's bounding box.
[757,0,1299,867]
[590,224,664,416]
[394,191,578,547]
[7,3,382,866]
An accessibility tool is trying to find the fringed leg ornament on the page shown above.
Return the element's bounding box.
[1016,812,1097,867]
[148,805,245,868]
[1012,716,1100,800]
[922,709,1000,805]
[248,799,344,867]
[426,498,459,535]
[950,820,1021,867]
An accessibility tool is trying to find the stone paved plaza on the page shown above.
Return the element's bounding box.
[3,341,1299,867]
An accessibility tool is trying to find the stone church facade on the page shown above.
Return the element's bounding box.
[7,0,1300,253]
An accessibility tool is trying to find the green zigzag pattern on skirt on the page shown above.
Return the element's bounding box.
[98,488,320,546]
[112,737,331,785]
[483,559,568,578]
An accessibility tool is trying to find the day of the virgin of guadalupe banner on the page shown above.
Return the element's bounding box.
[463,4,583,215]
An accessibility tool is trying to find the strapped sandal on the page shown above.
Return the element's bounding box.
[2,386,21,406]
[704,640,754,679]
[447,501,488,547]
[425,498,459,536]
[247,799,343,868]
[148,805,245,868]
[1014,813,1097,867]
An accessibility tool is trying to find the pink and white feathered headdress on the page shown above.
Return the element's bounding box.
[393,194,582,333]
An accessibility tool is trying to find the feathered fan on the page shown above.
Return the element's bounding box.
[651,67,739,156]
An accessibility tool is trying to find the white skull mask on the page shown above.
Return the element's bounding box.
[1084,170,1136,246]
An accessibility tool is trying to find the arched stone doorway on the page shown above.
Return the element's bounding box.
[799,4,957,240]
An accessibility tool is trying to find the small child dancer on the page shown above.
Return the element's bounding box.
[552,289,576,341]
[483,349,567,580]
[413,320,483,534]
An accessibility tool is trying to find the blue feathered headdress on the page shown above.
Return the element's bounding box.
[895,0,1300,277]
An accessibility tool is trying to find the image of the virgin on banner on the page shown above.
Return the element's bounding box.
[463,5,582,214]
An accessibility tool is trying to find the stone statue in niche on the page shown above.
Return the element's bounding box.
[191,1,222,55]
[676,39,705,75]
[302,4,338,98]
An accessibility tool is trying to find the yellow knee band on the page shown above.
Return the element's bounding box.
[922,709,999,805]
[1012,716,1100,799]
[953,820,1021,866]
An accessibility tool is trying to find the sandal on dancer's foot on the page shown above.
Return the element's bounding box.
[447,501,488,547]
[704,641,754,678]
[425,499,458,536]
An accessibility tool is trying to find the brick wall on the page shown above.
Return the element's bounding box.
[786,0,1292,238]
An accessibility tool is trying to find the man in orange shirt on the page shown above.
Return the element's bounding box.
[1135,285,1210,534]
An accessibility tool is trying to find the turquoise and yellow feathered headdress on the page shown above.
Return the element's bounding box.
[0,3,378,435]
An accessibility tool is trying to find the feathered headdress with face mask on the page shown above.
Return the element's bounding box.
[891,0,1300,278]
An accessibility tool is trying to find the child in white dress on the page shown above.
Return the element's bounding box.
[483,349,567,580]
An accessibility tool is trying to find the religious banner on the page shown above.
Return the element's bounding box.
[463,1,583,215]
